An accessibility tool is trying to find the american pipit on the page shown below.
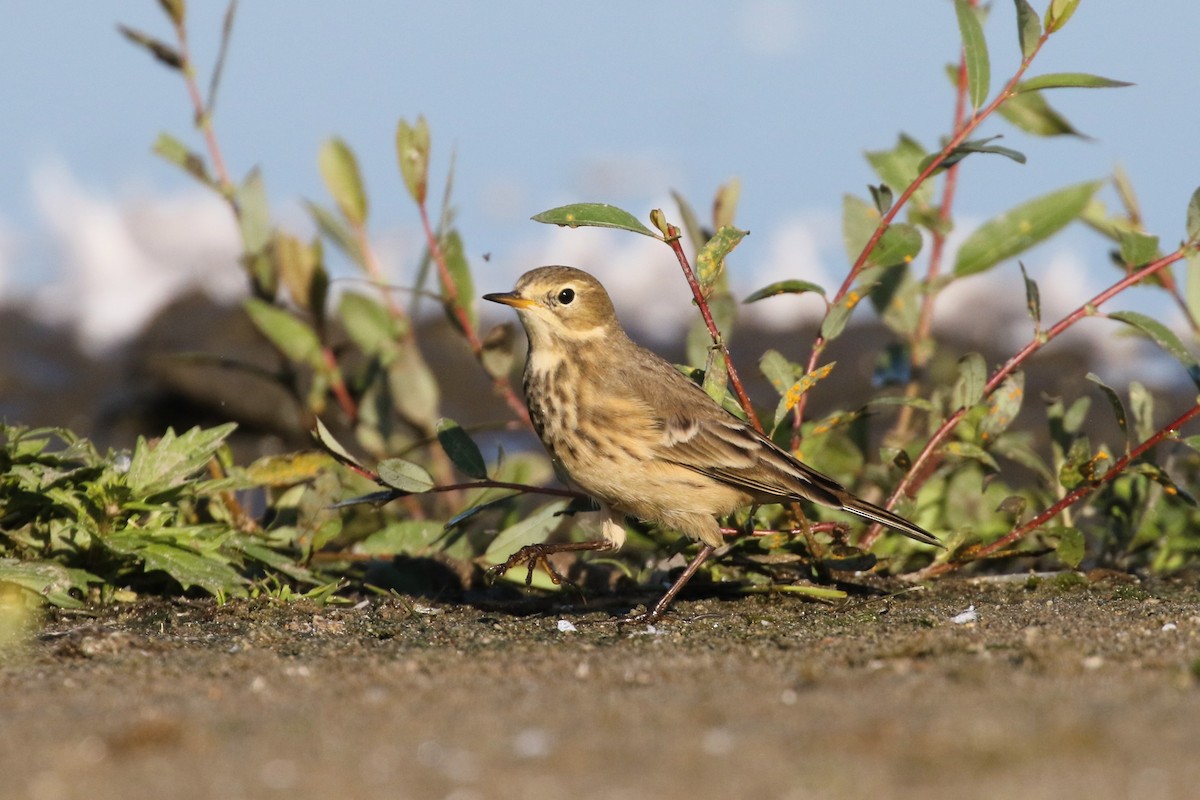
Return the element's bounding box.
[485,266,939,623]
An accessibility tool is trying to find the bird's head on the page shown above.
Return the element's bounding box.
[484,266,621,346]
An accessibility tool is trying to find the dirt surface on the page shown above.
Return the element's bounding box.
[1,575,1198,800]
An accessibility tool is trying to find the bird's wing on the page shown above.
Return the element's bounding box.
[659,407,846,507]
[616,347,940,547]
[623,352,846,506]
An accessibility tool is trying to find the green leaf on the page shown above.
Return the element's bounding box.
[954,180,1102,276]
[702,347,728,406]
[531,203,657,238]
[237,167,272,255]
[1047,525,1085,568]
[1014,0,1042,60]
[980,371,1025,442]
[396,116,431,205]
[340,291,402,355]
[1117,230,1160,268]
[773,363,835,430]
[865,134,933,210]
[1057,435,1094,491]
[312,418,365,470]
[0,559,93,609]
[118,25,183,70]
[1018,262,1041,327]
[1017,73,1132,92]
[389,342,440,428]
[843,195,923,270]
[1187,249,1200,327]
[1085,372,1129,444]
[436,418,488,479]
[954,0,990,109]
[760,349,800,395]
[820,291,860,342]
[1129,381,1154,443]
[244,298,323,365]
[1108,311,1200,389]
[946,136,1027,166]
[944,440,1000,472]
[1187,186,1200,242]
[1132,464,1199,507]
[869,395,937,413]
[868,183,894,215]
[318,138,368,226]
[480,322,517,379]
[484,500,571,591]
[439,229,477,331]
[997,88,1084,137]
[1045,0,1081,33]
[153,132,211,186]
[274,232,327,316]
[670,190,708,255]
[158,0,186,27]
[133,539,247,596]
[713,178,741,231]
[377,458,435,493]
[126,424,237,495]
[696,226,748,293]
[951,353,987,411]
[304,200,364,266]
[358,519,446,555]
[743,279,826,304]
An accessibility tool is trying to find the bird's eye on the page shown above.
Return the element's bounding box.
[557,288,575,305]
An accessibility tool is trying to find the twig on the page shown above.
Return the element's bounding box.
[168,10,233,196]
[415,201,532,426]
[795,23,1053,428]
[662,229,764,432]
[890,51,971,441]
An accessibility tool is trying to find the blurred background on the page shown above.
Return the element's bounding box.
[1,1,1196,450]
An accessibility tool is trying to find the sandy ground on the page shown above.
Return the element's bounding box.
[1,574,1198,800]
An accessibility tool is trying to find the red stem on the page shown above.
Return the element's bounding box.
[171,15,233,195]
[795,27,1053,428]
[665,232,764,432]
[415,202,532,426]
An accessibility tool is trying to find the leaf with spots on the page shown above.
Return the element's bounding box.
[954,180,1102,277]
[531,203,657,238]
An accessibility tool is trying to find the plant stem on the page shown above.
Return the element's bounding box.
[795,26,1053,429]
[664,231,764,432]
[894,54,970,437]
[169,13,233,197]
[415,201,531,426]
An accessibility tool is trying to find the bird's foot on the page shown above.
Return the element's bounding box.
[485,540,614,588]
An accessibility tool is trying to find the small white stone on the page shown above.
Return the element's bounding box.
[556,619,577,633]
[951,604,978,624]
[1161,622,1178,632]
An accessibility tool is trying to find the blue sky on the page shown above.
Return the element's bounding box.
[2,2,1198,348]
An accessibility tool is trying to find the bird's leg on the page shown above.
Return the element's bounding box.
[620,544,716,626]
[486,540,615,587]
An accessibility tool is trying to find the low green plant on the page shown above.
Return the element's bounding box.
[0,423,327,606]
[5,0,1197,609]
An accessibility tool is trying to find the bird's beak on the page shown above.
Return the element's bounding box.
[483,291,536,309]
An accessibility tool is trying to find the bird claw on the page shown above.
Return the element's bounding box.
[485,543,574,588]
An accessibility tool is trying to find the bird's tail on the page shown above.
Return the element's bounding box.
[838,493,942,548]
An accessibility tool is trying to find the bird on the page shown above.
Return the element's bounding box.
[484,265,940,623]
